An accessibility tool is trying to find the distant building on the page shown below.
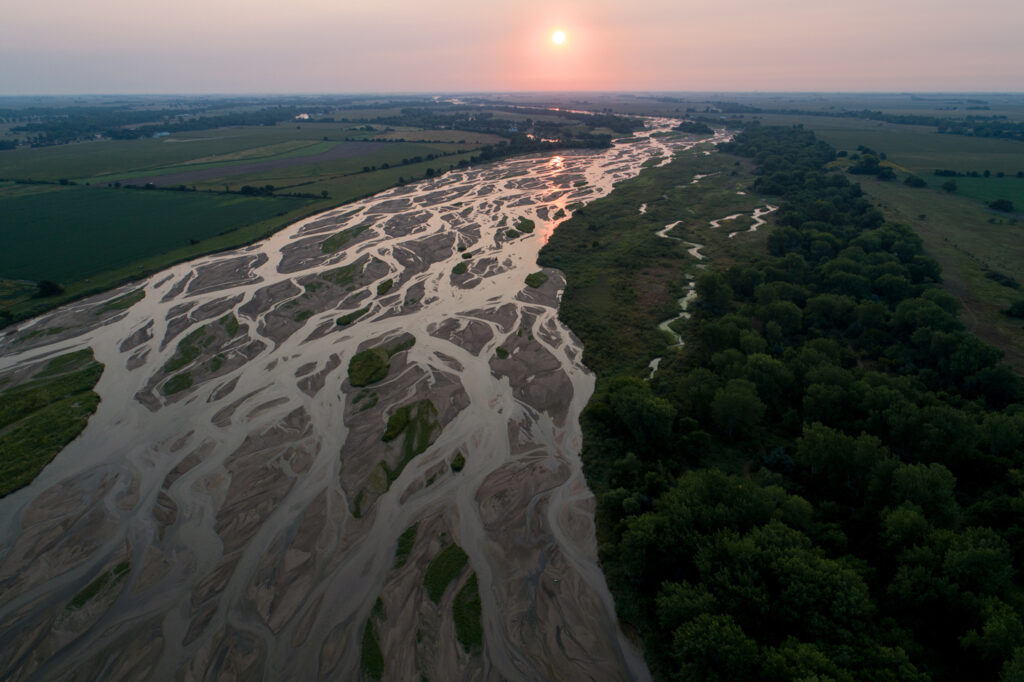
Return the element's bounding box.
[295,113,310,120]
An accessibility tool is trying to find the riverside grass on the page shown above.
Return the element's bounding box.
[0,349,104,496]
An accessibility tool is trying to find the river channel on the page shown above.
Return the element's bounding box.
[0,118,720,681]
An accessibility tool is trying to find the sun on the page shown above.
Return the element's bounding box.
[551,30,567,46]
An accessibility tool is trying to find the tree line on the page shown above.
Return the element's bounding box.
[545,123,1024,680]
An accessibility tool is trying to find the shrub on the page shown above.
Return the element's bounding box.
[425,543,468,602]
[525,271,548,288]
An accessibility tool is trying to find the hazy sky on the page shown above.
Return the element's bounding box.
[2,0,1022,94]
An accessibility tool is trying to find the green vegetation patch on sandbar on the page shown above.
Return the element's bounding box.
[322,260,364,286]
[424,542,469,603]
[347,335,416,387]
[220,314,240,337]
[360,618,384,680]
[393,523,419,569]
[163,326,212,373]
[451,452,466,472]
[524,272,548,288]
[0,348,104,496]
[380,399,441,484]
[162,372,193,395]
[322,224,370,254]
[453,572,483,654]
[97,288,145,313]
[516,217,536,234]
[336,305,370,326]
[67,561,130,610]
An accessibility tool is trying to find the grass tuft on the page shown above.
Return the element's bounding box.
[424,543,468,603]
[525,272,548,288]
[337,305,371,326]
[394,523,419,569]
[162,372,193,395]
[67,561,130,610]
[380,399,441,485]
[98,288,145,313]
[450,452,466,472]
[322,224,369,254]
[347,336,416,386]
[453,573,483,654]
[361,618,384,680]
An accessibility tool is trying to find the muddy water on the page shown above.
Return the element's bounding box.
[0,120,715,681]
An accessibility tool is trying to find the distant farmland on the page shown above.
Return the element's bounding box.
[0,187,309,282]
[125,141,387,187]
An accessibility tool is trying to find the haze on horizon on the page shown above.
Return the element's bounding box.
[1,0,1022,95]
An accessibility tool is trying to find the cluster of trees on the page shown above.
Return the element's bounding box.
[699,103,1024,144]
[366,105,641,144]
[464,102,645,134]
[935,169,1024,179]
[846,153,897,181]
[675,120,715,135]
[0,95,379,146]
[572,125,1024,680]
[4,106,309,145]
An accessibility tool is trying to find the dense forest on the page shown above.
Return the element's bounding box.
[543,125,1024,680]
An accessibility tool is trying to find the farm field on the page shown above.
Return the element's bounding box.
[0,186,310,282]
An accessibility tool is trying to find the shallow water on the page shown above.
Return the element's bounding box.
[0,118,716,681]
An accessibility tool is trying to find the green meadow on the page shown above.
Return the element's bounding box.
[752,113,1024,205]
[0,186,309,282]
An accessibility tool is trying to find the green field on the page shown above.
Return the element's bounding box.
[728,112,1024,371]
[754,114,1024,175]
[0,122,409,181]
[855,176,1024,371]
[916,175,1024,208]
[750,113,1024,208]
[0,187,310,281]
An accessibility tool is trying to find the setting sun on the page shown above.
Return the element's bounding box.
[551,30,566,46]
